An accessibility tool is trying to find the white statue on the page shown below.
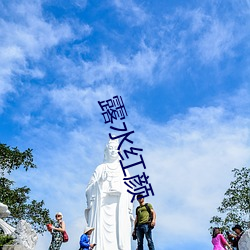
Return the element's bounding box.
[239,229,250,250]
[0,202,15,235]
[0,202,11,218]
[13,220,38,250]
[85,138,134,250]
[0,203,37,250]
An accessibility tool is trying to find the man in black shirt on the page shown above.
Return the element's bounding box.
[230,225,244,250]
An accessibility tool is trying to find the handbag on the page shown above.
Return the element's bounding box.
[62,231,69,242]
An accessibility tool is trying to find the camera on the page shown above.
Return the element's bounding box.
[132,231,137,240]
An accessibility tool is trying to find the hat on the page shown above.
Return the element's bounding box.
[232,225,243,231]
[55,212,63,218]
[84,227,94,234]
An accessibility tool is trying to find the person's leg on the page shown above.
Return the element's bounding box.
[49,234,62,250]
[49,238,55,250]
[52,238,62,250]
[136,224,146,250]
[57,240,63,250]
[48,243,52,250]
[145,226,155,250]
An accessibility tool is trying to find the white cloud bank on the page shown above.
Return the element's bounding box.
[11,97,249,250]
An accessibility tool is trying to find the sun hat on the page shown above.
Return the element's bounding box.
[55,212,63,218]
[84,227,94,234]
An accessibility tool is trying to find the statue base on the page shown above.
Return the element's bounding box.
[1,245,26,250]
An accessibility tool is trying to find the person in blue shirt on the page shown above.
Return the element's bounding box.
[79,227,96,250]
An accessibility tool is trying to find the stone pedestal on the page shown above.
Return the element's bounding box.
[2,246,26,250]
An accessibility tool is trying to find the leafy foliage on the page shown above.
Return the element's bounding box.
[0,144,36,175]
[0,143,52,233]
[0,234,14,246]
[210,167,250,232]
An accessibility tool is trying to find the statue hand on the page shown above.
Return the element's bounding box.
[130,214,135,222]
[88,201,93,208]
[102,171,108,181]
[86,195,95,210]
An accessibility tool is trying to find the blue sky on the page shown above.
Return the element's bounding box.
[1,0,250,249]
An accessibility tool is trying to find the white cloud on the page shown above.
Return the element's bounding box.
[0,2,73,58]
[196,20,235,63]
[127,43,158,84]
[112,0,148,26]
[48,84,118,119]
[160,7,240,67]
[0,1,75,110]
[189,8,210,33]
[73,0,87,9]
[224,84,250,114]
[81,45,158,87]
[82,48,127,85]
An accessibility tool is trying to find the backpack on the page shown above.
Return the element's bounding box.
[136,203,154,229]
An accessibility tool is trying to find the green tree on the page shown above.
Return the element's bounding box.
[0,143,52,233]
[210,167,250,232]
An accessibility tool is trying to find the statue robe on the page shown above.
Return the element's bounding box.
[85,162,133,250]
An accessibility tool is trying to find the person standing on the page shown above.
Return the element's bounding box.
[79,227,96,250]
[211,227,232,250]
[49,212,66,250]
[231,225,244,250]
[133,194,156,250]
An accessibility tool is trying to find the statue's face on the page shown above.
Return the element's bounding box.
[107,142,119,161]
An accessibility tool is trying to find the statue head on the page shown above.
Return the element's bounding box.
[104,137,120,163]
[0,202,10,218]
